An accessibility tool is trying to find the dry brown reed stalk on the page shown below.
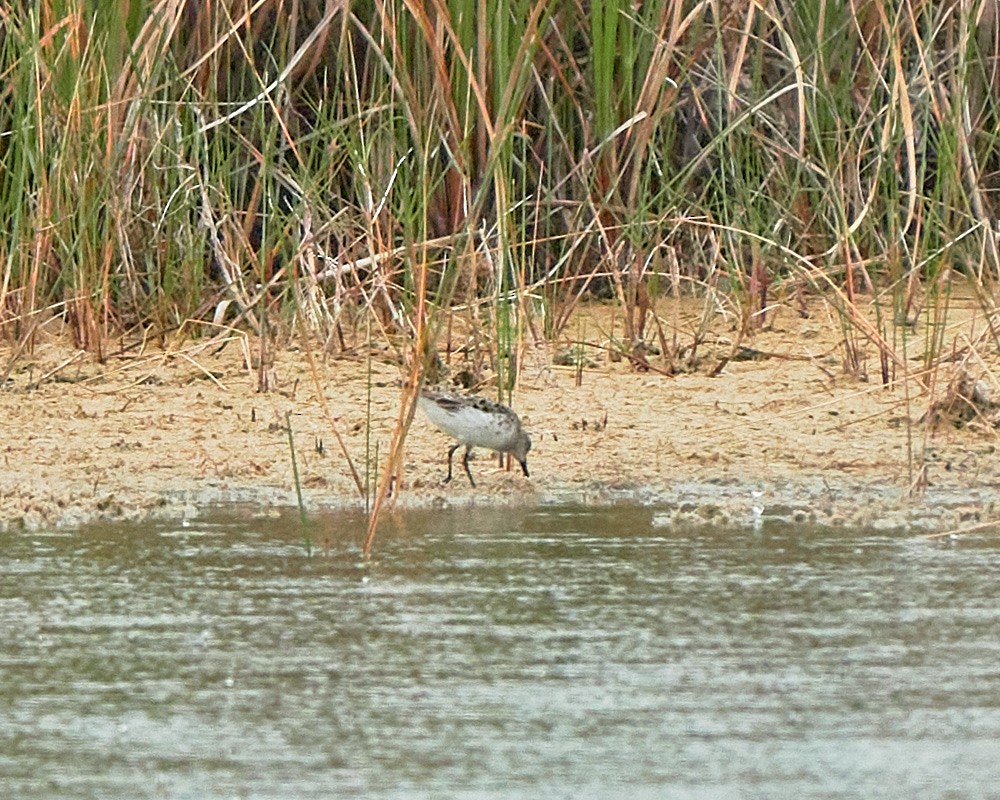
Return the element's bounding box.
[0,315,47,386]
[173,350,229,390]
[23,350,87,391]
[193,2,341,138]
[362,243,431,559]
[294,315,365,499]
[685,218,925,389]
[109,0,186,120]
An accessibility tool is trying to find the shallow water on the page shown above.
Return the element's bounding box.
[2,505,999,799]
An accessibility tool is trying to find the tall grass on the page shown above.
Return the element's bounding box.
[2,0,999,547]
[3,0,996,344]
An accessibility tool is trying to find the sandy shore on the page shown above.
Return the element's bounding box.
[2,297,997,533]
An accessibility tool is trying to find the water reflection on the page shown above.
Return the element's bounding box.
[2,507,999,798]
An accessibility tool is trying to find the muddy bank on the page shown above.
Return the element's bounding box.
[2,298,997,533]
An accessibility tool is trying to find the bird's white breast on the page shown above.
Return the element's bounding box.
[418,395,518,452]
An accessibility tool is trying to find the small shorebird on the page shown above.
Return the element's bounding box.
[417,388,532,487]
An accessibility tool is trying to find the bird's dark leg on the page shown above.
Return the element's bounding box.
[444,443,461,484]
[461,445,477,487]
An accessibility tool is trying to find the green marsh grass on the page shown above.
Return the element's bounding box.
[2,0,1000,551]
[284,409,309,547]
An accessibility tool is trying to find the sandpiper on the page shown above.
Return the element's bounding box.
[417,388,532,487]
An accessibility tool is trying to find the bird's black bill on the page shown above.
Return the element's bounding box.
[519,460,529,478]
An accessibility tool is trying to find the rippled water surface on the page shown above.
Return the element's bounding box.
[2,505,999,799]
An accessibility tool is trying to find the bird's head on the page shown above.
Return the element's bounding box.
[513,431,532,477]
